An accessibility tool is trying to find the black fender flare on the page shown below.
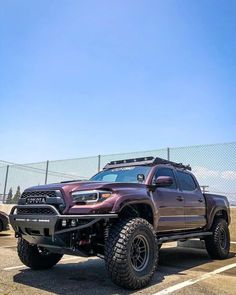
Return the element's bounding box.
[206,207,230,230]
[115,199,159,231]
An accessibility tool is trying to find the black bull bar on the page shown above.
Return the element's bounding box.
[9,204,118,237]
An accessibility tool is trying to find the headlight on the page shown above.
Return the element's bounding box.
[71,190,112,204]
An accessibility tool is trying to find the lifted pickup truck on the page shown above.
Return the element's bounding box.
[10,157,231,289]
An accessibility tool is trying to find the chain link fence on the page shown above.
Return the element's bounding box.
[0,142,236,205]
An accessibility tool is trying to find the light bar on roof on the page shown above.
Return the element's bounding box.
[104,157,155,169]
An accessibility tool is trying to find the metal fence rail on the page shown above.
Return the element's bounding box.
[1,142,236,205]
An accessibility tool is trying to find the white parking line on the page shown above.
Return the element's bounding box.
[3,256,86,271]
[3,265,26,271]
[153,263,236,295]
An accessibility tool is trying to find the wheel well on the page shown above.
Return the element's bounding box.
[214,210,229,224]
[119,203,154,225]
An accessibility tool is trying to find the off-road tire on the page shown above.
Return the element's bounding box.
[205,218,230,259]
[17,238,63,269]
[105,218,158,290]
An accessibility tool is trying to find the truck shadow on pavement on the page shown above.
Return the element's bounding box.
[13,247,235,295]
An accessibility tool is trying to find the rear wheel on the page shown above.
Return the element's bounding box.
[0,220,3,232]
[205,218,230,259]
[105,218,158,290]
[17,238,63,269]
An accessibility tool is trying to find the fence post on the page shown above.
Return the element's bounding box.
[45,160,49,184]
[98,155,101,172]
[3,165,9,204]
[167,147,170,160]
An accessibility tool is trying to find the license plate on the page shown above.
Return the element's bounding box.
[26,197,46,204]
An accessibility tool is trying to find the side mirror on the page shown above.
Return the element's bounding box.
[155,176,173,187]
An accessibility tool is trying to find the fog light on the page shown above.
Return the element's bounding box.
[71,219,77,227]
[62,220,67,227]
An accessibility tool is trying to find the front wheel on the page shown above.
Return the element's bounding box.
[105,218,158,290]
[205,218,230,259]
[17,238,63,269]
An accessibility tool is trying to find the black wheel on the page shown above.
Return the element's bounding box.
[205,218,230,259]
[17,238,63,269]
[105,218,158,290]
[0,220,3,232]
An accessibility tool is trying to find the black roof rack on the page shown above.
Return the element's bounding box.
[153,157,191,171]
[103,156,191,171]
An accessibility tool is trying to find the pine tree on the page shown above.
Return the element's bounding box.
[12,186,21,204]
[5,187,13,204]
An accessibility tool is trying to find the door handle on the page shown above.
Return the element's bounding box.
[176,196,184,201]
[198,198,204,203]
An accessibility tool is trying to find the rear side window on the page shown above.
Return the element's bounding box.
[153,167,177,189]
[176,171,197,191]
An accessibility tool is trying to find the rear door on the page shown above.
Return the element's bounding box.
[175,170,206,230]
[152,167,185,232]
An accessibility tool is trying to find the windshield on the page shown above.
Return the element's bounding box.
[90,166,152,183]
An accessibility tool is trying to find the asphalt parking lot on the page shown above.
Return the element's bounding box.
[0,231,235,295]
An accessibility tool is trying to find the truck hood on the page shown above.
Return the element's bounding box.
[26,181,146,193]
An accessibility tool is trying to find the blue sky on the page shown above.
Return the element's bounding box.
[0,0,236,163]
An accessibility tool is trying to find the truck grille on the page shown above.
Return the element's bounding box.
[21,191,56,198]
[17,207,56,215]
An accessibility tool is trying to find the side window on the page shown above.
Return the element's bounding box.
[176,171,197,191]
[153,168,177,189]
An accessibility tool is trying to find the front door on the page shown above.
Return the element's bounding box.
[152,167,185,232]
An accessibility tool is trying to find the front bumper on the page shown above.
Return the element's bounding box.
[9,204,118,237]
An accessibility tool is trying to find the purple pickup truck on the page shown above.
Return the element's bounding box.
[10,157,231,289]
